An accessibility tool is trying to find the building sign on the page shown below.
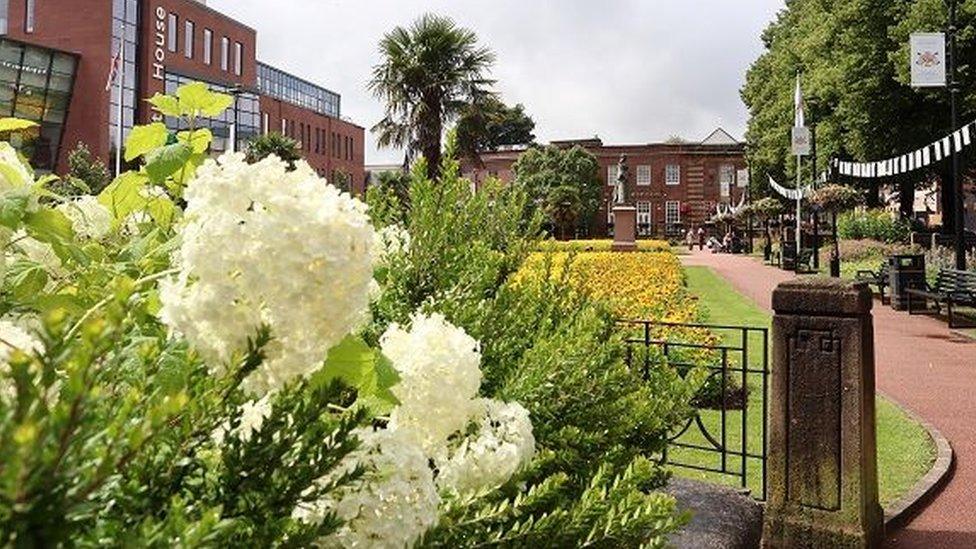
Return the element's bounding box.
[153,6,167,81]
[792,126,811,156]
[910,33,946,88]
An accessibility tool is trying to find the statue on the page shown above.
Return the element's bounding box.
[613,154,630,205]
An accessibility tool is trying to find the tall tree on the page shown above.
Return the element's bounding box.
[456,96,536,160]
[742,0,975,228]
[370,14,496,179]
[512,145,601,238]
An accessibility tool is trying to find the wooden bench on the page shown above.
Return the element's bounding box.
[906,268,976,328]
[855,262,890,305]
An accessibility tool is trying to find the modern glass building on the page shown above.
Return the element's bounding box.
[163,71,260,155]
[0,37,77,171]
[257,63,340,119]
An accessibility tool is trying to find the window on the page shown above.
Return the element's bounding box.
[637,165,651,186]
[280,118,286,134]
[220,37,229,71]
[167,13,178,52]
[637,201,652,236]
[24,0,34,33]
[203,29,213,64]
[256,63,342,119]
[665,201,681,225]
[234,42,243,76]
[666,164,681,185]
[0,0,9,34]
[607,165,619,186]
[262,112,269,135]
[184,21,194,58]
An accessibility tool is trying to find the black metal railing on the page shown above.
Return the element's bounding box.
[618,319,769,500]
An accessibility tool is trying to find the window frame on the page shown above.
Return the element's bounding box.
[234,42,243,76]
[665,200,681,225]
[665,164,681,186]
[636,165,651,186]
[184,20,195,59]
[202,28,213,65]
[24,0,34,33]
[607,165,619,186]
[220,36,229,71]
[167,13,178,53]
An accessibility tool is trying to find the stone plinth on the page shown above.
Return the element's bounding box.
[612,206,637,252]
[763,278,884,549]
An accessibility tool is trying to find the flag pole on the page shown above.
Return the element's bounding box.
[115,22,125,178]
[796,155,802,249]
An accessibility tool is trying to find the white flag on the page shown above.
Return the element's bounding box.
[793,72,805,128]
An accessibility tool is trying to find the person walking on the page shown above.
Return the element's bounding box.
[685,228,696,251]
[697,227,706,251]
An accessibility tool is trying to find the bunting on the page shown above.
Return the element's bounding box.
[768,175,813,201]
[833,122,974,179]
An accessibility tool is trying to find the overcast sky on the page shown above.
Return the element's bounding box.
[209,0,785,165]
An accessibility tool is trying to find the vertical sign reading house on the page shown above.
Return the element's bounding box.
[910,32,946,88]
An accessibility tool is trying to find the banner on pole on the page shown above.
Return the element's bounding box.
[736,168,749,188]
[792,126,811,156]
[911,33,946,88]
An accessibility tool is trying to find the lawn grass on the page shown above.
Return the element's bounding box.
[677,265,936,507]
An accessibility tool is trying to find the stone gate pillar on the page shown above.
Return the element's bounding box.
[763,278,883,548]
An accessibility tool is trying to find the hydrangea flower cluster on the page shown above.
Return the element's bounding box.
[436,399,536,495]
[380,312,484,457]
[158,154,375,394]
[293,428,440,549]
[0,320,43,400]
[56,196,113,241]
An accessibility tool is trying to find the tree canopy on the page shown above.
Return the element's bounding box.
[369,14,496,179]
[512,145,601,238]
[742,0,975,224]
[456,96,536,160]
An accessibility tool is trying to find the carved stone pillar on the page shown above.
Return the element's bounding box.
[763,278,883,548]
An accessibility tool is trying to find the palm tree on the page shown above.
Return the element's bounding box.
[369,14,496,179]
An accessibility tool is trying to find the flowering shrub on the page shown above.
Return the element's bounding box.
[535,238,671,253]
[809,184,862,212]
[838,209,911,243]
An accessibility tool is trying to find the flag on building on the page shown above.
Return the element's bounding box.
[793,72,805,128]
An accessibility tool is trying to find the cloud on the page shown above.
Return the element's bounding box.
[208,0,784,164]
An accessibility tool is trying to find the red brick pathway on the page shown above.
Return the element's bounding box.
[681,249,976,548]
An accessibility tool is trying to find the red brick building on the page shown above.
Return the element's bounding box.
[0,0,364,192]
[463,129,748,237]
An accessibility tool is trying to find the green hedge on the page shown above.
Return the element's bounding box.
[837,209,910,244]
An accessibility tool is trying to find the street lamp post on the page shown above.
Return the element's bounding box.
[947,0,965,269]
[229,84,245,154]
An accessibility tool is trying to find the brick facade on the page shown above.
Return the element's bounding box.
[464,132,748,238]
[2,0,364,186]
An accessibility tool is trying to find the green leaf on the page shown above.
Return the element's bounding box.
[5,261,48,302]
[146,93,181,118]
[177,128,213,154]
[146,195,176,229]
[125,123,170,162]
[315,336,401,414]
[0,118,37,133]
[176,82,233,118]
[0,195,30,229]
[23,208,74,245]
[98,171,149,222]
[144,142,193,184]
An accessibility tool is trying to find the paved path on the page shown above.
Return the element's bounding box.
[681,249,976,548]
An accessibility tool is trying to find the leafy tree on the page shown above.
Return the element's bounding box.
[50,143,112,197]
[369,13,496,179]
[512,145,601,239]
[456,96,536,159]
[245,132,302,170]
[742,0,976,229]
[365,169,412,227]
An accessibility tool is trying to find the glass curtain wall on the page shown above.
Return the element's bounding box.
[0,38,78,171]
[256,63,340,118]
[109,0,139,166]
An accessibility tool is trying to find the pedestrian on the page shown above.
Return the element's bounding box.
[685,228,696,251]
[697,227,706,251]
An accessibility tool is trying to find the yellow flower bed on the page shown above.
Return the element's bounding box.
[535,239,671,254]
[517,250,697,322]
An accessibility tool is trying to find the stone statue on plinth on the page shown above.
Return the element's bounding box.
[613,154,630,205]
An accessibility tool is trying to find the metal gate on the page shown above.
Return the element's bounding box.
[618,320,769,500]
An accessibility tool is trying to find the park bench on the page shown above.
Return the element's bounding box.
[906,268,976,328]
[795,248,815,273]
[855,262,890,304]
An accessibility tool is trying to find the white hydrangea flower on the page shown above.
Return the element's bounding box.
[371,224,411,267]
[159,153,375,395]
[381,313,483,457]
[0,320,44,400]
[294,428,440,548]
[436,399,536,495]
[56,195,113,240]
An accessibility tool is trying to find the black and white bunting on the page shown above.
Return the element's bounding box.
[831,122,974,180]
